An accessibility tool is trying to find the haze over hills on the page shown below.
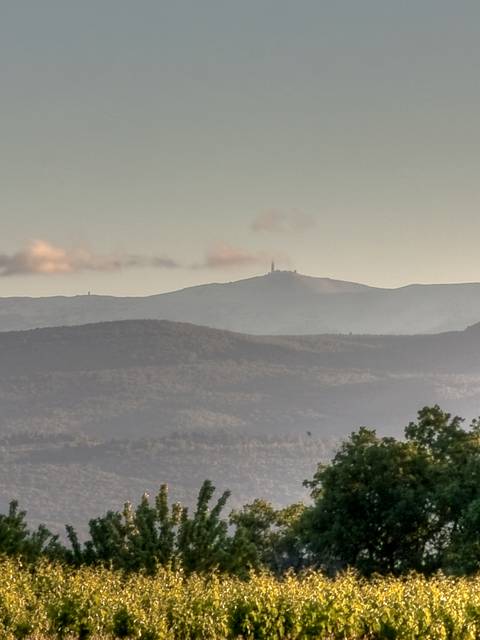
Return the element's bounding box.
[2,318,480,533]
[3,270,480,334]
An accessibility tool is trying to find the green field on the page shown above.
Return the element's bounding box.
[1,559,480,639]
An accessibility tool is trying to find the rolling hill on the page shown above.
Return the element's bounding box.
[2,319,480,534]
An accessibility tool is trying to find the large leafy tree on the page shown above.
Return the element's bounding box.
[302,428,432,574]
[405,406,480,559]
[302,406,480,575]
[405,406,480,573]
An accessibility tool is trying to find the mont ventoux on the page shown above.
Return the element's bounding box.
[3,269,480,335]
[3,268,480,532]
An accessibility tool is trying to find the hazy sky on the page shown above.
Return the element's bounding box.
[1,1,479,296]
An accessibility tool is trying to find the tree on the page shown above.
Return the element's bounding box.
[177,480,231,573]
[0,500,61,562]
[67,480,230,574]
[229,499,305,575]
[229,499,277,574]
[123,485,184,572]
[405,405,480,562]
[301,426,434,574]
[66,484,184,572]
[405,406,480,573]
[301,406,480,575]
[82,510,128,567]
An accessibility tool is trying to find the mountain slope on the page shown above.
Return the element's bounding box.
[2,318,480,441]
[2,319,480,532]
[3,271,480,334]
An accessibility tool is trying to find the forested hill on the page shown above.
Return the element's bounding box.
[3,270,480,334]
[2,318,480,534]
[3,319,480,438]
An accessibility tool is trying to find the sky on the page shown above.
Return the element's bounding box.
[1,1,480,297]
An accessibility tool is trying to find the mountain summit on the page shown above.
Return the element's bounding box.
[2,271,480,334]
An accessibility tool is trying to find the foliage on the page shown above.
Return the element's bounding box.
[301,405,480,575]
[4,405,480,580]
[0,500,62,562]
[2,560,480,638]
[229,499,305,575]
[176,480,231,573]
[66,480,233,574]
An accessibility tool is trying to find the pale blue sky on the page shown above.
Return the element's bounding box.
[1,1,479,296]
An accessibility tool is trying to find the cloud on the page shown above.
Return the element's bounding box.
[190,243,267,270]
[252,210,316,233]
[0,240,180,276]
[0,239,289,277]
[192,243,290,271]
[203,243,264,269]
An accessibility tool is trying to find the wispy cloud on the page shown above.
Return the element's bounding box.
[189,243,264,269]
[192,243,289,271]
[201,243,265,269]
[0,240,180,277]
[252,210,316,233]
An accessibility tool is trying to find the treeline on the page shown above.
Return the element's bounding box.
[4,405,480,576]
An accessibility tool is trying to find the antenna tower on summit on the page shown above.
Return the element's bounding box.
[271,260,275,273]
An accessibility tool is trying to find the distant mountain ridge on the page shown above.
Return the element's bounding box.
[2,270,480,334]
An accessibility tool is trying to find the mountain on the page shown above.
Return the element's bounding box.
[3,271,480,334]
[2,319,480,533]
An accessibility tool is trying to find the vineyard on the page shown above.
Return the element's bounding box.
[1,560,480,639]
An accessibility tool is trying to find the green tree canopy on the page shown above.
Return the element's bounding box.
[0,500,61,562]
[302,406,480,575]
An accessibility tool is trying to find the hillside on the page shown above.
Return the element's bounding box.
[3,271,480,334]
[2,319,480,533]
